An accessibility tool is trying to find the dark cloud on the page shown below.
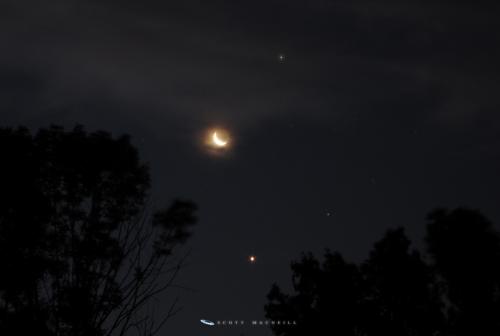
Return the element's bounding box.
[1,0,499,131]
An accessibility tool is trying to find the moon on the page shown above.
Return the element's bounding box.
[203,128,231,153]
[212,131,228,147]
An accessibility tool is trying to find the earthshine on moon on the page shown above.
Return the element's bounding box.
[212,131,228,147]
[204,128,231,153]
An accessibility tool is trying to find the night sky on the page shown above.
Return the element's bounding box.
[2,1,500,335]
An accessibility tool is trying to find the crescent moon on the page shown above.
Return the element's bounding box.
[212,132,228,147]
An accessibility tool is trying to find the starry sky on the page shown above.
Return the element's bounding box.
[2,1,500,335]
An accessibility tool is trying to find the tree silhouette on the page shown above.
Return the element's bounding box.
[0,126,197,336]
[266,251,364,335]
[266,208,500,336]
[361,228,443,336]
[426,208,500,336]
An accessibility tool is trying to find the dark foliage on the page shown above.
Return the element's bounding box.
[266,208,500,336]
[0,126,197,336]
